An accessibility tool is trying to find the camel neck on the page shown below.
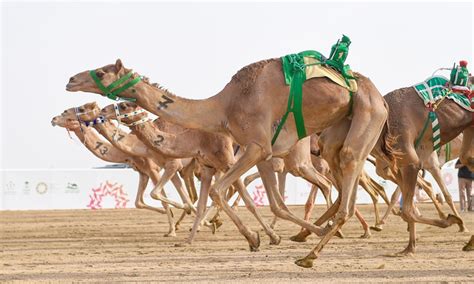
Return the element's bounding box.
[130,121,197,159]
[71,127,128,163]
[92,121,150,157]
[123,81,227,133]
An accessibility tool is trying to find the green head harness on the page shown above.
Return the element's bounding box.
[89,70,141,102]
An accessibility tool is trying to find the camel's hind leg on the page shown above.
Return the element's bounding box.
[270,171,287,229]
[427,165,468,232]
[295,87,387,268]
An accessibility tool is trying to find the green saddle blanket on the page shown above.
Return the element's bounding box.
[413,76,473,111]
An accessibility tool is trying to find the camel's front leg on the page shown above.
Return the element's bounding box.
[150,161,190,211]
[303,185,318,222]
[355,208,371,239]
[180,165,215,246]
[427,166,467,232]
[233,178,281,245]
[208,143,265,251]
[256,160,325,237]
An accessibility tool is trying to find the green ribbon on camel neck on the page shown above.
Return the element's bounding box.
[89,70,140,102]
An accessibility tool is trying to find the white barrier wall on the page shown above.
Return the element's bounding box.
[0,163,462,211]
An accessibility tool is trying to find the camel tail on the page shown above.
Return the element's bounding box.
[379,100,401,166]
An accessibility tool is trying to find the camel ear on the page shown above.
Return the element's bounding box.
[115,59,124,72]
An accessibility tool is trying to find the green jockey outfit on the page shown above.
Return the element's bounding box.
[326,35,355,86]
[413,60,473,152]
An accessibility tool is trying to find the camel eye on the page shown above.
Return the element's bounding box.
[96,70,105,78]
[120,105,127,110]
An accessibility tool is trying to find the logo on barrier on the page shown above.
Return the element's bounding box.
[87,181,130,209]
[252,184,267,206]
[35,182,48,194]
[4,181,16,195]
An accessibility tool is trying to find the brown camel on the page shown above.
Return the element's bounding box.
[287,77,472,266]
[59,102,198,215]
[378,134,469,232]
[367,78,473,257]
[100,102,281,246]
[67,58,389,265]
[51,109,177,236]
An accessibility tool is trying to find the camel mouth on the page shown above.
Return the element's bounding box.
[66,82,81,92]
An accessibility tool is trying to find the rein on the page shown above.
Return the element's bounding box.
[89,70,141,102]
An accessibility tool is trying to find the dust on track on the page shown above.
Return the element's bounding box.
[1,204,473,282]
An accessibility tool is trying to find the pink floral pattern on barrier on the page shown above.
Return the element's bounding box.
[87,181,129,209]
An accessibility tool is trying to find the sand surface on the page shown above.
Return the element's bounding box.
[1,204,473,282]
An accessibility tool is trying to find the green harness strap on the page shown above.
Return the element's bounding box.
[89,70,141,102]
[414,111,440,150]
[444,142,451,162]
[271,55,307,145]
[271,52,355,145]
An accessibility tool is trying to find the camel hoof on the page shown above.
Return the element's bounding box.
[295,258,314,268]
[269,235,282,245]
[289,234,308,243]
[360,232,371,239]
[213,219,224,230]
[174,242,190,248]
[247,232,261,252]
[370,225,383,232]
[163,232,177,237]
[447,214,462,225]
[459,225,469,233]
[335,230,345,239]
[462,236,474,251]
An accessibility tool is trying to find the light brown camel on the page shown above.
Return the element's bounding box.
[60,102,198,215]
[100,102,281,246]
[51,109,177,236]
[377,134,468,232]
[67,58,389,264]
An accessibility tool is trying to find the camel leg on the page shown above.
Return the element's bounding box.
[134,172,167,214]
[295,94,387,268]
[463,235,474,251]
[208,143,265,251]
[134,172,176,236]
[395,164,462,256]
[244,172,261,187]
[427,166,468,232]
[270,171,287,229]
[355,208,371,239]
[380,186,401,225]
[150,162,192,212]
[417,176,447,219]
[180,166,214,246]
[290,196,341,242]
[256,159,325,237]
[303,185,318,222]
[233,178,281,245]
[181,160,198,204]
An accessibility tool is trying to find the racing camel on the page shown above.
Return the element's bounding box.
[51,107,177,236]
[66,57,390,266]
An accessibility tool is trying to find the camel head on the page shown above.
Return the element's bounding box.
[53,102,102,129]
[66,59,138,101]
[101,102,148,126]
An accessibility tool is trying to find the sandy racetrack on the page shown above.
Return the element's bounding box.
[1,204,473,282]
